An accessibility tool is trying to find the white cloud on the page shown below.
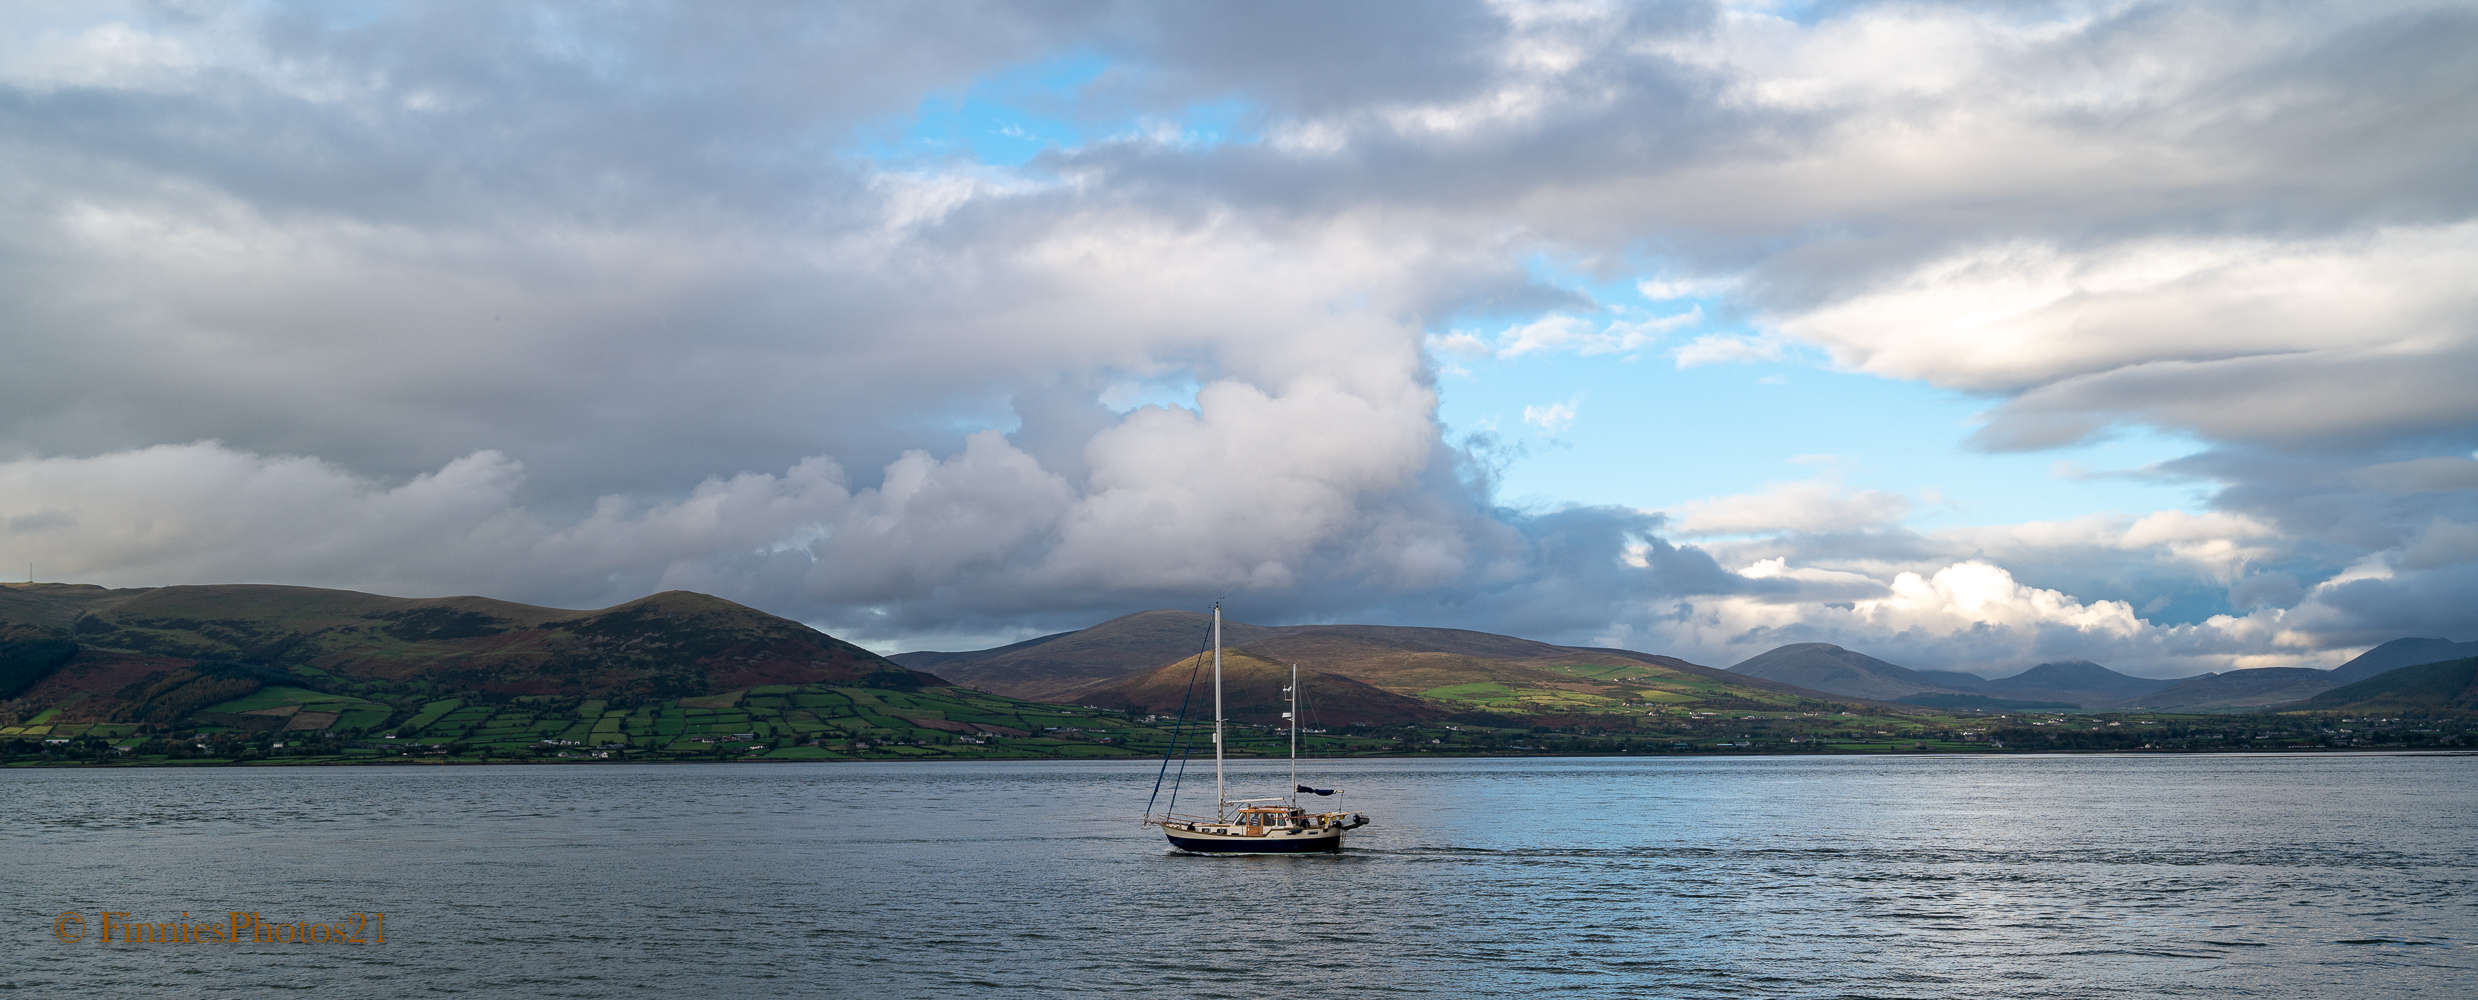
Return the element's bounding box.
[1423,331,1495,360]
[1638,557,2342,676]
[1521,398,1577,434]
[0,13,211,94]
[1923,510,2285,584]
[1860,561,2144,637]
[1771,227,2478,446]
[1636,275,1737,301]
[1672,333,1784,368]
[1481,308,1700,359]
[0,372,1479,628]
[0,442,545,596]
[1664,478,1912,537]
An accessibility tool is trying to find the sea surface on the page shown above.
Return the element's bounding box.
[7,754,2474,998]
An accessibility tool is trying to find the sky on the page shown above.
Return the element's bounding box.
[1,0,2473,677]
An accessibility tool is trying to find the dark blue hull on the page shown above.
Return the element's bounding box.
[1164,832,1343,854]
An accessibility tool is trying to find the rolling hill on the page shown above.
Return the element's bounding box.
[2100,637,2477,711]
[0,582,936,729]
[1984,660,2176,705]
[1914,669,1992,691]
[2296,657,2478,714]
[890,610,1293,695]
[894,610,1638,697]
[1726,643,1967,702]
[1046,650,1445,726]
[2328,638,2478,684]
[2109,667,2343,712]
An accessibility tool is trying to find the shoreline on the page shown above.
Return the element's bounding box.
[12,746,2475,768]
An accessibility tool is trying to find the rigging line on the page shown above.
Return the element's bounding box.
[1160,624,1214,819]
[1143,610,1216,821]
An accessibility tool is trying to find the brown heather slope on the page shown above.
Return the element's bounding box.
[890,609,1291,694]
[1238,626,1851,705]
[0,582,934,724]
[1045,650,1443,726]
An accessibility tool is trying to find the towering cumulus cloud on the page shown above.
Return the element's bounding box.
[0,2,2470,671]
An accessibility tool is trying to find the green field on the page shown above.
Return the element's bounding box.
[199,686,394,729]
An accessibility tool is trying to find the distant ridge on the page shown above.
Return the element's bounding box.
[1724,641,2478,713]
[889,609,1285,695]
[904,611,1838,702]
[894,610,1875,725]
[2109,667,2340,712]
[1914,669,1989,691]
[1985,660,2176,705]
[2098,641,2473,712]
[2299,657,2478,714]
[1726,643,1964,702]
[912,617,2478,718]
[2330,638,2478,684]
[1046,650,1443,726]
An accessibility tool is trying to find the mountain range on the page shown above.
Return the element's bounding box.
[1721,637,2478,712]
[8,579,2469,740]
[893,609,1875,723]
[2299,657,2478,714]
[1,585,1887,737]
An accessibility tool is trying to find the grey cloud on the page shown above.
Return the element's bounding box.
[2292,565,2478,648]
[1072,4,2478,255]
[2353,456,2478,493]
[1114,0,1512,115]
[0,1,2472,662]
[1972,346,2478,451]
[0,433,1762,651]
[2227,571,2305,611]
[5,509,74,534]
[2182,446,2478,556]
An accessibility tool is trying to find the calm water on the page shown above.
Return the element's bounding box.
[6,755,2474,998]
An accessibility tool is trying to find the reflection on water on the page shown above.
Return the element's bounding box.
[8,755,2473,997]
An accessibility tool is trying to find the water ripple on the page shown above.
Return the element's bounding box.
[4,755,2474,998]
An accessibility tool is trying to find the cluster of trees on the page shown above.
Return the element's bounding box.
[1980,718,2472,750]
[0,639,79,701]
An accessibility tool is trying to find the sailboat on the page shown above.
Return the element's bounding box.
[1143,603,1369,854]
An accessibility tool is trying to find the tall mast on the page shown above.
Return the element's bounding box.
[1288,662,1299,808]
[1213,602,1225,820]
